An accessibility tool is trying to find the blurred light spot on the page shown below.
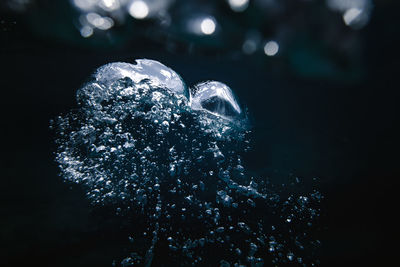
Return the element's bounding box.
[242,39,257,55]
[97,17,114,30]
[86,12,101,24]
[228,0,249,12]
[342,7,369,29]
[80,25,93,37]
[86,13,114,30]
[187,16,217,36]
[343,8,362,26]
[128,0,149,19]
[200,18,216,35]
[73,0,97,11]
[100,0,120,11]
[242,30,261,55]
[264,41,279,56]
[326,0,372,29]
[327,0,370,12]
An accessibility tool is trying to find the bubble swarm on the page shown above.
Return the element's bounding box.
[52,59,322,266]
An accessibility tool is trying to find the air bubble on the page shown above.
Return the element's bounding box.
[53,59,322,266]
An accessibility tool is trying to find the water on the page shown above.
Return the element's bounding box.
[52,59,322,266]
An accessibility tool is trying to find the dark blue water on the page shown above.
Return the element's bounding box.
[1,3,399,266]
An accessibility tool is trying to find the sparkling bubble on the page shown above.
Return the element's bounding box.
[52,59,322,266]
[92,59,188,99]
[190,81,242,120]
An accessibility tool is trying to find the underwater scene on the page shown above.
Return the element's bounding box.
[1,1,398,266]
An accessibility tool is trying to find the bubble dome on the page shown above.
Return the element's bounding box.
[52,59,322,266]
[190,81,243,120]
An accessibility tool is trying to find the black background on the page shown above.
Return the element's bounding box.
[1,1,399,266]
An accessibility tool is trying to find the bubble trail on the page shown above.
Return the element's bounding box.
[52,59,322,266]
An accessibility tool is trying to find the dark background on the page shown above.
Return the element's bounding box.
[1,0,399,266]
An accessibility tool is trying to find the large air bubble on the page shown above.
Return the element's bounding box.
[190,81,242,120]
[91,59,188,99]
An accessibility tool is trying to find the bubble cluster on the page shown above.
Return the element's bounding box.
[52,59,322,266]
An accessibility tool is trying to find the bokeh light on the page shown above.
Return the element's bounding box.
[73,0,98,11]
[85,12,114,30]
[100,0,120,11]
[326,0,372,29]
[228,0,249,12]
[264,41,279,56]
[80,25,93,37]
[200,17,216,35]
[128,0,149,19]
[2,0,376,83]
[242,39,257,55]
[242,30,261,55]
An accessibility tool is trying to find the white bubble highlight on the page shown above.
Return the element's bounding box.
[200,18,216,35]
[73,0,97,11]
[228,0,249,12]
[342,7,370,29]
[264,41,279,56]
[128,0,149,19]
[86,12,114,30]
[100,0,120,11]
[80,25,93,38]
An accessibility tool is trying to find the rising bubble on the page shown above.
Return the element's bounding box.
[52,59,322,266]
